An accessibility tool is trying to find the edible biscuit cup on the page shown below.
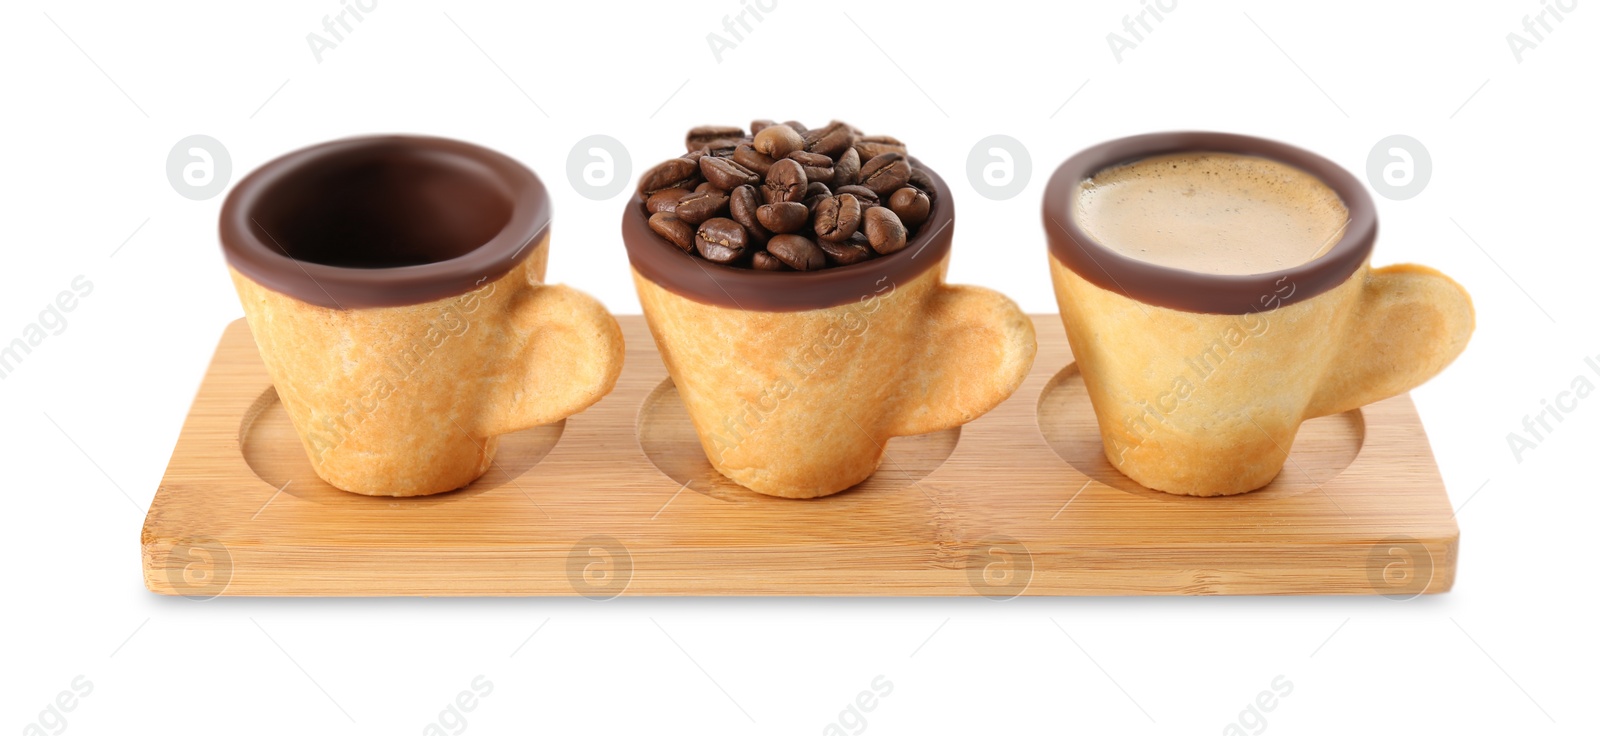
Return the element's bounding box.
[223,136,624,497]
[1044,132,1474,497]
[626,162,1036,498]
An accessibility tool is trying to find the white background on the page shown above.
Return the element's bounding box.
[2,0,1595,733]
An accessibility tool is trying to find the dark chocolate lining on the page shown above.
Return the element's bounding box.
[221,135,551,310]
[623,158,953,312]
[1042,132,1376,315]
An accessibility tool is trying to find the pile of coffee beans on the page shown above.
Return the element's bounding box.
[638,120,937,271]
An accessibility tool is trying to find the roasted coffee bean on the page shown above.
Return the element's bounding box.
[750,119,776,135]
[698,138,744,158]
[786,150,834,183]
[698,242,744,265]
[787,149,833,166]
[888,187,931,230]
[864,206,908,254]
[804,184,832,211]
[859,152,912,195]
[646,187,691,214]
[813,194,862,242]
[818,236,873,266]
[674,188,729,225]
[648,213,695,252]
[803,121,854,157]
[753,124,805,159]
[728,185,771,246]
[831,147,861,189]
[756,202,809,234]
[639,157,701,195]
[687,125,744,151]
[751,249,788,271]
[767,234,827,271]
[854,135,907,161]
[782,120,808,134]
[762,159,808,204]
[908,167,935,196]
[834,184,879,206]
[701,155,760,189]
[732,144,776,176]
[695,217,749,263]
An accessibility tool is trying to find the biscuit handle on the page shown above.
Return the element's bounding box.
[480,283,625,436]
[890,285,1038,437]
[1307,264,1474,418]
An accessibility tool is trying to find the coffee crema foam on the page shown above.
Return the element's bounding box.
[1075,152,1350,276]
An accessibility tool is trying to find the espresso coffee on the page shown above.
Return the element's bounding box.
[1075,152,1349,276]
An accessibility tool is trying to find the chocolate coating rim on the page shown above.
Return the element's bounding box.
[220,135,551,310]
[623,157,953,312]
[1042,131,1377,314]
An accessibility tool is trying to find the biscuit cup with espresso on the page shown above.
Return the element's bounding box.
[1044,132,1474,496]
[223,136,624,496]
[627,138,1034,498]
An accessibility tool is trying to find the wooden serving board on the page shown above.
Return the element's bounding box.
[141,316,1457,597]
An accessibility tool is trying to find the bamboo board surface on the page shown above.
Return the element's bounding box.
[141,316,1457,597]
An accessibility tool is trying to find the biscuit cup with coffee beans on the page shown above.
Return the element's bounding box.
[625,120,1036,498]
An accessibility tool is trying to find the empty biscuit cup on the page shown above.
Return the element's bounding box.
[222,135,624,496]
[626,161,1036,498]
